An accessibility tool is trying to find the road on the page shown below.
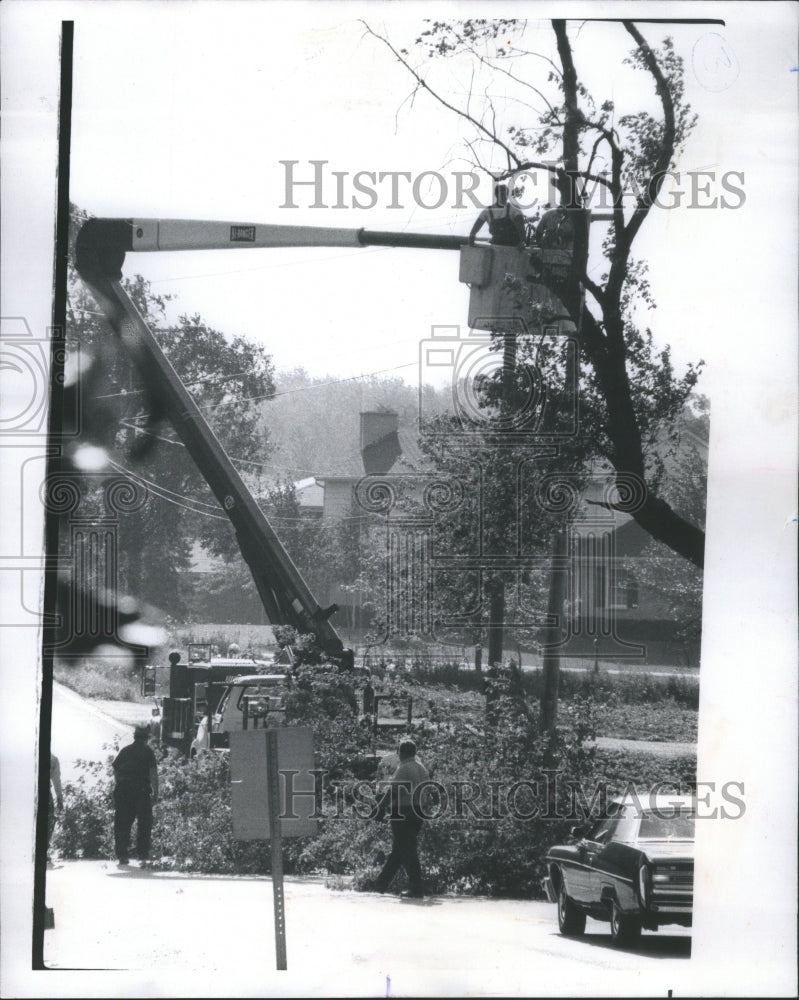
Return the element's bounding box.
[40,687,697,996]
[51,682,133,786]
[42,860,691,997]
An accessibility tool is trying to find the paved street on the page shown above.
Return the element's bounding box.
[51,682,133,785]
[41,682,699,996]
[43,860,691,997]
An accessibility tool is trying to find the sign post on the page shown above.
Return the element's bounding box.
[265,728,287,970]
[230,727,317,972]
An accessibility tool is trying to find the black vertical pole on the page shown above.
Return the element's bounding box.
[33,19,74,969]
[266,729,287,970]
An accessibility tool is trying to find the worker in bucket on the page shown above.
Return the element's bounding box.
[468,182,526,247]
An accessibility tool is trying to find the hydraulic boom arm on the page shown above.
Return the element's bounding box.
[75,218,466,667]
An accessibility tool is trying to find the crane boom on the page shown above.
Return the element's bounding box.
[74,217,468,668]
[77,218,467,275]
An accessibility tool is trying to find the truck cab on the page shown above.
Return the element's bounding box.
[190,673,291,756]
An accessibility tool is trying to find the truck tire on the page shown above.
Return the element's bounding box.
[610,900,641,947]
[558,880,586,936]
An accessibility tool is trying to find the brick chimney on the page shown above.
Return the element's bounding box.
[360,410,401,474]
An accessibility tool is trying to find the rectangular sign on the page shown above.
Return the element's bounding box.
[230,727,317,839]
[230,224,256,242]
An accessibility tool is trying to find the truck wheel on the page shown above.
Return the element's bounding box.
[557,880,586,936]
[610,900,641,947]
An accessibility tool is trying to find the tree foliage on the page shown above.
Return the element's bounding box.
[363,18,707,568]
[67,206,275,615]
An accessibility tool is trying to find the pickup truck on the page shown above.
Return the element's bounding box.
[190,673,291,756]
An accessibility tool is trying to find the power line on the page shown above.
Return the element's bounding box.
[106,459,372,525]
[107,458,225,517]
[265,363,417,401]
[114,419,365,476]
[89,359,417,408]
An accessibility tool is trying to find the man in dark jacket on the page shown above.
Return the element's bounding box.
[112,724,159,866]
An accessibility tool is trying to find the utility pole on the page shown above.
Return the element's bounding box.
[485,323,520,670]
[540,529,568,735]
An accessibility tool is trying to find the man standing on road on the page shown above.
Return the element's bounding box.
[373,739,429,898]
[112,724,159,867]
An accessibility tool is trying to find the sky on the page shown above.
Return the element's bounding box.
[59,3,797,392]
[1,3,797,997]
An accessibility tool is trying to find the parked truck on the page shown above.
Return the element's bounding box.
[154,646,293,754]
[188,672,291,756]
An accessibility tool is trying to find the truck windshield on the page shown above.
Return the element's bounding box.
[236,681,286,711]
[215,688,231,717]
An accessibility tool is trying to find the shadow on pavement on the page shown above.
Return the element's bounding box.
[560,931,692,959]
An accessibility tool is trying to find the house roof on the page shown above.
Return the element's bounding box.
[294,416,428,498]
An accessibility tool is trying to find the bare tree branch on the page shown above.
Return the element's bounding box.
[361,21,523,170]
[505,43,563,79]
[581,274,607,310]
[448,27,561,119]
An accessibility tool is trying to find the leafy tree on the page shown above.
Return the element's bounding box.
[67,206,275,616]
[363,18,706,569]
[191,479,373,636]
[416,335,592,667]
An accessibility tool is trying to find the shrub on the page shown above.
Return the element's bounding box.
[54,659,140,701]
[409,660,699,709]
[53,662,698,897]
[53,751,118,859]
[53,741,269,873]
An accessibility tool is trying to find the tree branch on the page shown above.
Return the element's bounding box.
[454,30,561,120]
[621,21,676,247]
[584,497,704,567]
[361,21,523,170]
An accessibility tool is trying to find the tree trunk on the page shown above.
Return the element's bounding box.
[486,577,505,668]
[540,530,567,736]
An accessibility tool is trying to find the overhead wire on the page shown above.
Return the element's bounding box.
[107,458,225,517]
[116,418,378,478]
[106,457,372,525]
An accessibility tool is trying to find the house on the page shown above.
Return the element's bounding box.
[565,425,708,666]
[295,409,423,519]
[293,409,423,629]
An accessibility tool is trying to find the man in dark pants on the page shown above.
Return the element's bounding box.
[374,739,429,897]
[112,724,159,867]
